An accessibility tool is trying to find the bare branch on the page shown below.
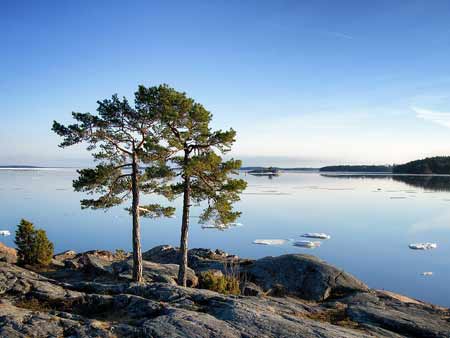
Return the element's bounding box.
[104,135,133,155]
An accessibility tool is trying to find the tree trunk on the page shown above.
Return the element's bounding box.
[178,151,191,287]
[131,152,143,283]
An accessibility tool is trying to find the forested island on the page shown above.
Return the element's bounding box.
[0,165,42,169]
[319,165,393,173]
[393,156,450,174]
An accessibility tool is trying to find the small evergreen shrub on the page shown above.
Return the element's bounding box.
[199,271,240,295]
[15,219,54,266]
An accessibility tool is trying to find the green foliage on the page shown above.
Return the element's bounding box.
[34,229,54,266]
[135,84,247,227]
[15,219,54,266]
[52,94,174,213]
[199,271,240,295]
[319,165,392,173]
[393,156,450,174]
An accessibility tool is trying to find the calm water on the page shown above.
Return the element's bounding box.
[1,169,450,306]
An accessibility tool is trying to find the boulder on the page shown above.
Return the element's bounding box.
[142,245,179,264]
[245,254,369,301]
[241,281,264,296]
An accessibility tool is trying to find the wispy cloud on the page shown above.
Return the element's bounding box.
[325,31,354,40]
[412,106,450,128]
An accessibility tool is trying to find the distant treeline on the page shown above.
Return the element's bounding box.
[242,156,450,175]
[393,156,450,174]
[319,165,393,173]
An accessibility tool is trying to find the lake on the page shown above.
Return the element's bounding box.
[1,169,449,306]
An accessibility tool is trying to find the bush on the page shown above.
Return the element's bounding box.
[199,271,240,295]
[15,219,54,266]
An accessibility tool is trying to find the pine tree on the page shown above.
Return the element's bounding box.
[52,93,175,282]
[135,85,247,286]
[15,219,37,265]
[34,229,54,266]
[15,219,54,266]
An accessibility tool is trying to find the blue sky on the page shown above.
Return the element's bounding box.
[1,0,450,167]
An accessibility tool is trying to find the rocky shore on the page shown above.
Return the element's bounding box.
[0,243,449,337]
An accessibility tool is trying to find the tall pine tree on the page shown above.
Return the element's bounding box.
[52,93,174,282]
[136,85,247,286]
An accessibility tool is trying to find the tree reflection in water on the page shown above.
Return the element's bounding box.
[320,174,450,192]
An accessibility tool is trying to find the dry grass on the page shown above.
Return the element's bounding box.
[15,298,51,312]
[301,305,360,329]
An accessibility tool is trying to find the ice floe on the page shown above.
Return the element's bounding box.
[293,240,321,248]
[408,243,437,250]
[253,239,288,245]
[301,232,331,240]
[421,272,433,276]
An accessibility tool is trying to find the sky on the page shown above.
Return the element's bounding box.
[1,0,450,167]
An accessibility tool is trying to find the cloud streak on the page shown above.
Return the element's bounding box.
[412,106,450,128]
[326,31,354,40]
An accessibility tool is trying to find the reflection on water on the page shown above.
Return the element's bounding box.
[321,174,450,192]
[1,170,450,306]
[248,173,280,179]
[393,176,450,192]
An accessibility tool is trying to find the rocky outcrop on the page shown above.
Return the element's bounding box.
[0,243,17,264]
[143,245,252,273]
[143,247,367,301]
[46,249,198,287]
[245,254,369,301]
[345,290,450,338]
[112,259,198,287]
[0,246,449,337]
[53,249,77,261]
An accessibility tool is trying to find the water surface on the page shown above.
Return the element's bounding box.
[1,169,449,306]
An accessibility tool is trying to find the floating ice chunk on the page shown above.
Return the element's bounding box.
[0,230,11,236]
[421,272,433,276]
[293,240,321,248]
[253,239,287,245]
[408,243,437,250]
[301,232,331,240]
